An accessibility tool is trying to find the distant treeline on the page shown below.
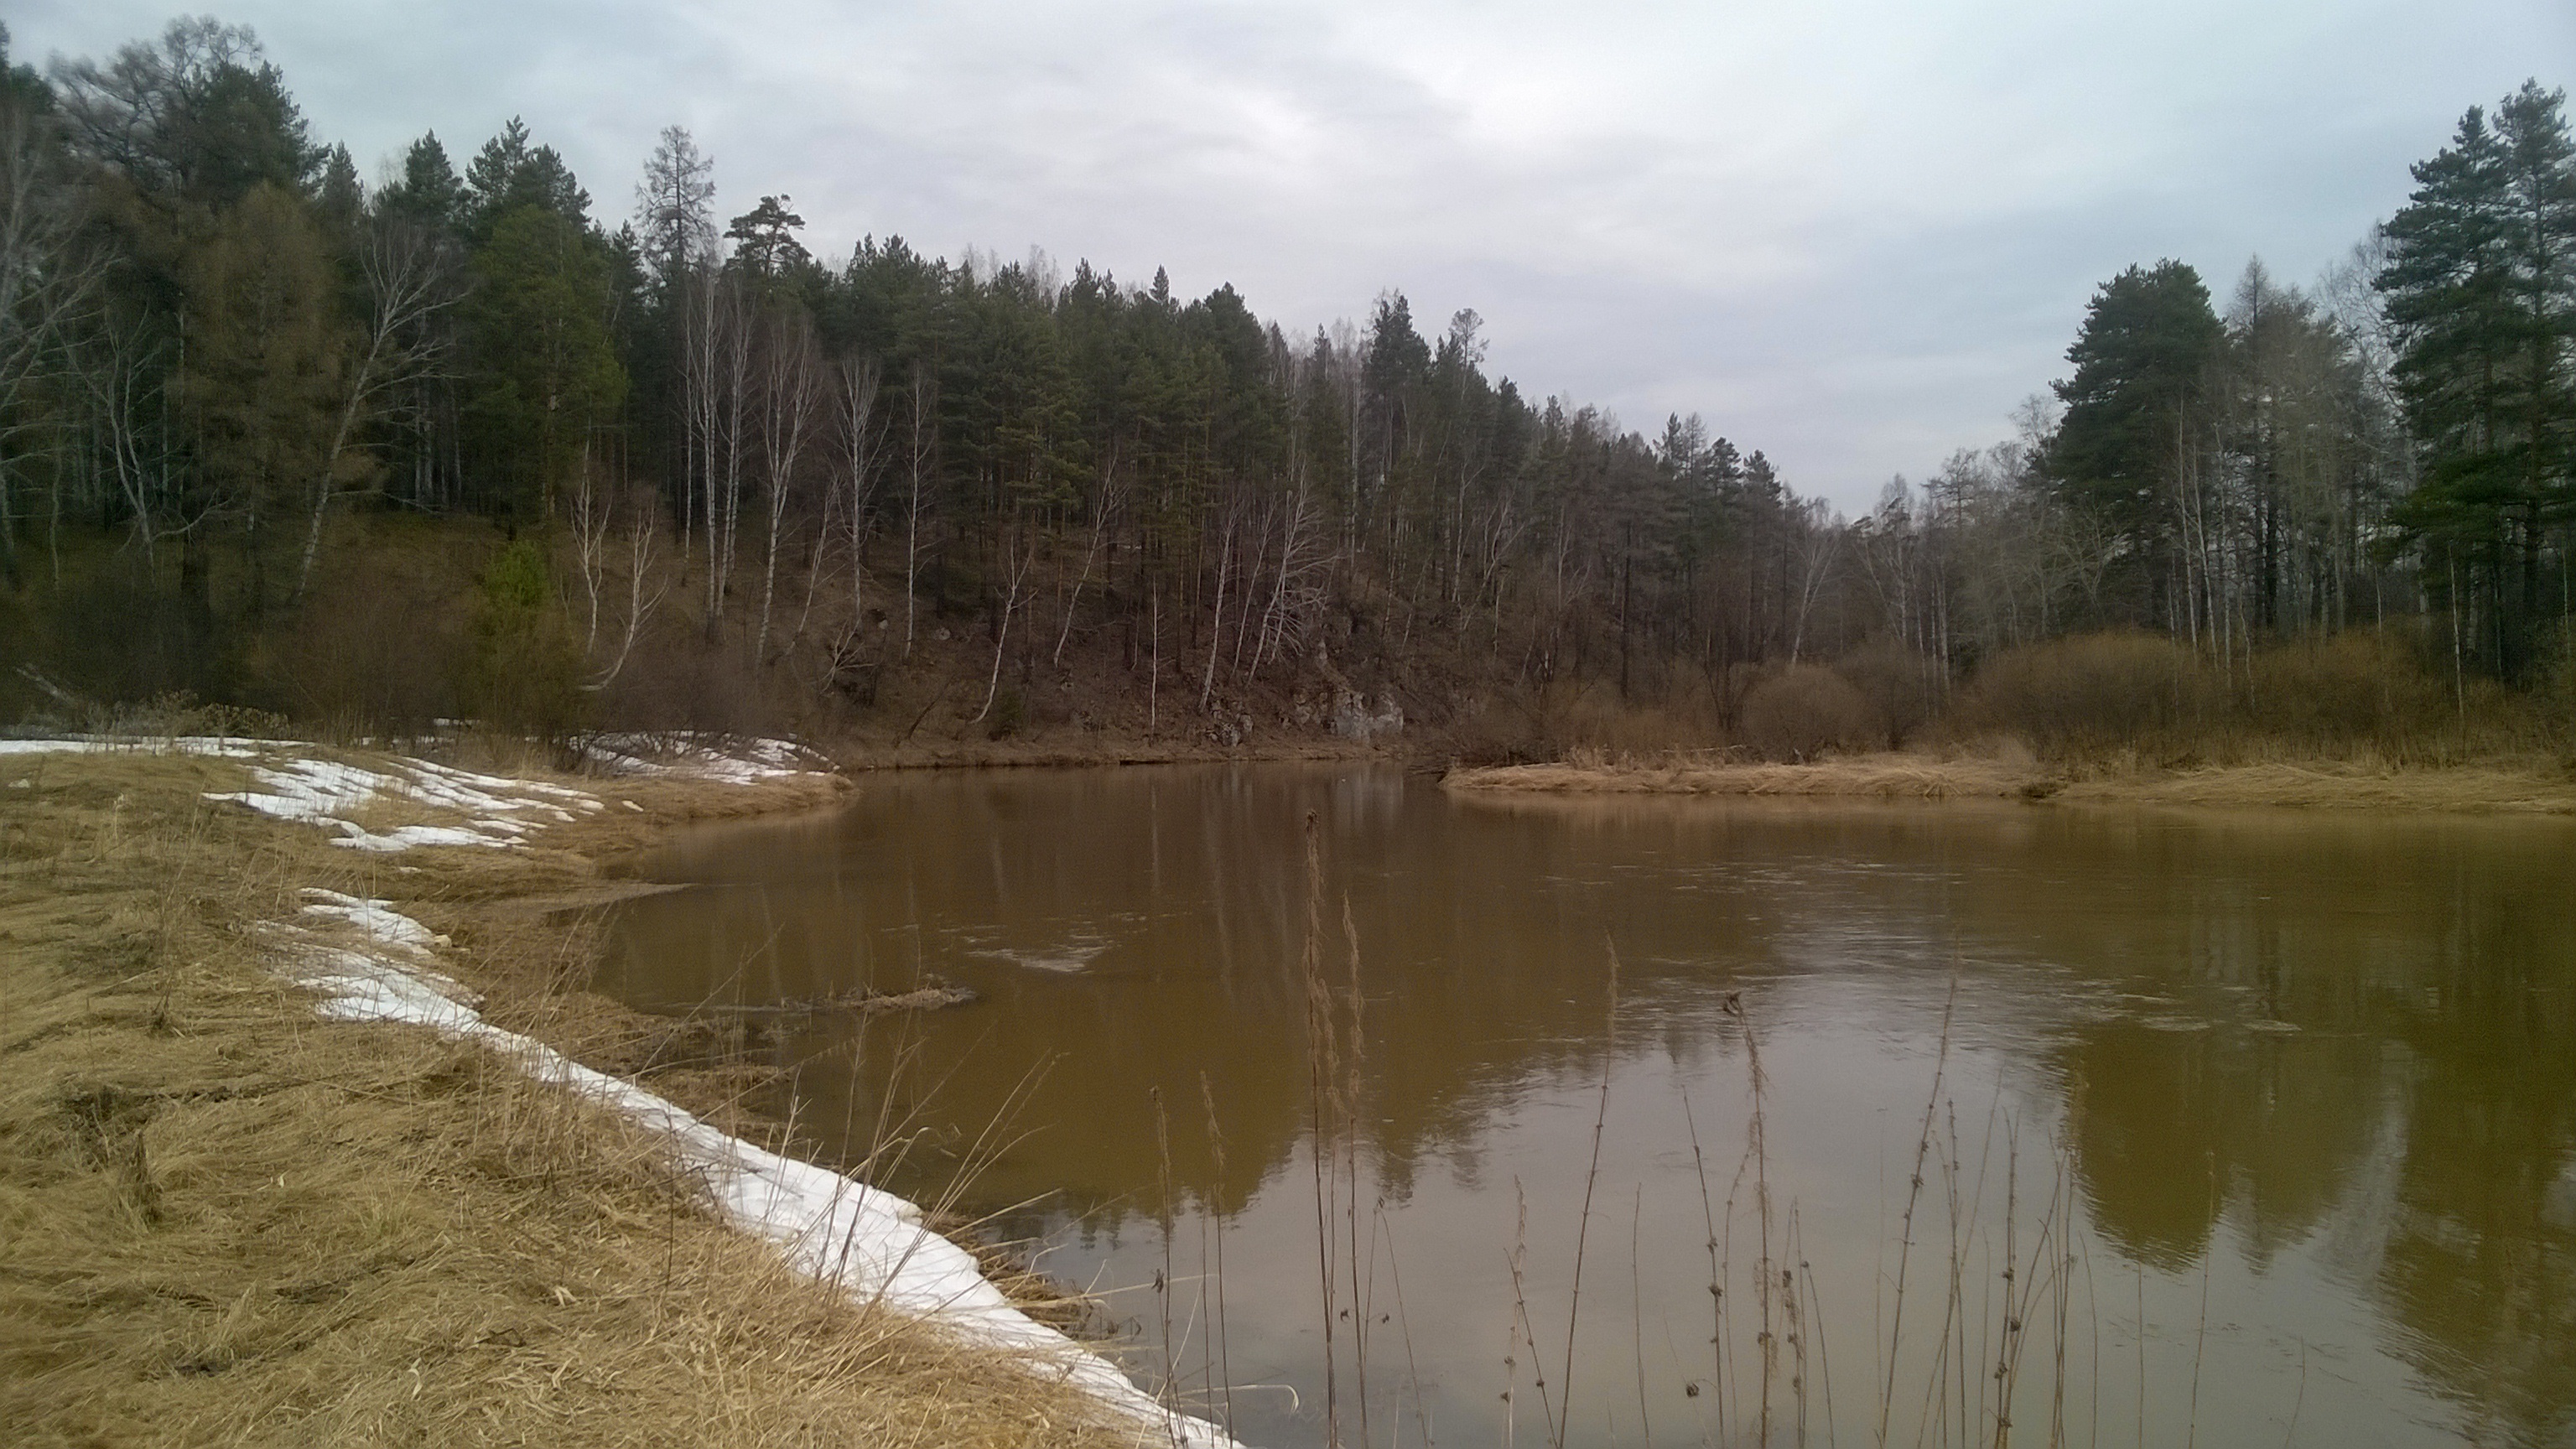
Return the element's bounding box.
[0,19,2567,745]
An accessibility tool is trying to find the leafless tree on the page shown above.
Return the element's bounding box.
[834,354,885,636]
[69,310,177,564]
[0,101,104,578]
[1785,496,1841,662]
[633,125,716,288]
[900,366,936,658]
[753,303,823,660]
[292,216,455,600]
[971,519,1035,724]
[683,268,750,623]
[570,463,668,691]
[1052,442,1123,667]
[47,18,259,200]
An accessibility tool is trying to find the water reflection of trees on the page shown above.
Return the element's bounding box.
[615,777,2576,1442]
[2005,813,2576,1446]
[2376,880,2576,1447]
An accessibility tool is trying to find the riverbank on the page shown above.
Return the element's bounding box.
[1443,750,2576,812]
[829,731,1380,771]
[0,737,1231,1446]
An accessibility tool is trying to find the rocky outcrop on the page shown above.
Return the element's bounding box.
[1311,643,1404,741]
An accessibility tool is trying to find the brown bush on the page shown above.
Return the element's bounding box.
[1441,706,1551,766]
[1833,640,1941,746]
[1540,688,1724,761]
[2241,631,2453,750]
[1957,632,2215,756]
[596,619,776,734]
[2532,621,2576,746]
[256,539,470,739]
[1737,663,1877,761]
[1949,626,2571,763]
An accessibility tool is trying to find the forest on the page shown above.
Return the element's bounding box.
[1,18,2569,761]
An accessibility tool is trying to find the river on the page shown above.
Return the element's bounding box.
[600,763,2576,1448]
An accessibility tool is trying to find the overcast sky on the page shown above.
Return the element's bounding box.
[15,2,2572,512]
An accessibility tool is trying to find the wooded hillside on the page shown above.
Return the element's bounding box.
[3,21,2568,758]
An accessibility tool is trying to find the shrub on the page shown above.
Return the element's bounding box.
[1441,707,1550,766]
[987,687,1025,740]
[1540,697,1723,761]
[257,545,465,740]
[2241,631,2452,750]
[1961,632,2212,756]
[460,539,587,743]
[1737,663,1877,761]
[1834,640,1941,746]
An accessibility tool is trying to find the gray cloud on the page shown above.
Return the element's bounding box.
[16,0,2572,511]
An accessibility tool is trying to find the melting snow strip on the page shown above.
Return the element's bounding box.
[10,735,821,851]
[269,896,1243,1449]
[0,734,271,758]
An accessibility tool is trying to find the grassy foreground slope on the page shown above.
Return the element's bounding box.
[0,744,1150,1449]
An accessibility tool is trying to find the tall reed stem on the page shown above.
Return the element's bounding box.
[1555,941,1619,1448]
[1199,1072,1236,1439]
[1300,809,1343,1446]
[1879,967,1960,1448]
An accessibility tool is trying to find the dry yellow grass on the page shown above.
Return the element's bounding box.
[2050,759,2576,813]
[0,745,1150,1448]
[1446,754,2039,800]
[1446,750,2576,813]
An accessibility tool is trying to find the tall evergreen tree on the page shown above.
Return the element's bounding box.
[2379,81,2576,677]
[724,195,811,281]
[182,182,347,620]
[313,141,362,239]
[49,19,317,217]
[465,205,625,517]
[2047,260,2225,619]
[461,117,589,242]
[379,132,464,232]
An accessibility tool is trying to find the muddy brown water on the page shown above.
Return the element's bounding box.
[601,764,2576,1448]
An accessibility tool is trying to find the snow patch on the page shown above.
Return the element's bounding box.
[203,754,595,851]
[579,731,834,783]
[11,734,827,856]
[0,734,271,759]
[299,888,450,957]
[264,899,1241,1449]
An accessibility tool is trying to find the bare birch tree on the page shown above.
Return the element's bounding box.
[292,216,454,600]
[684,270,750,625]
[834,353,884,636]
[752,303,822,660]
[569,460,667,689]
[1052,442,1123,667]
[0,96,104,579]
[900,366,936,658]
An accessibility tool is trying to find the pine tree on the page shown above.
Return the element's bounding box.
[462,117,589,242]
[2379,81,2576,677]
[183,183,346,616]
[2049,262,2224,512]
[724,195,811,280]
[380,132,463,232]
[465,205,626,517]
[314,142,362,239]
[2047,260,2225,619]
[49,18,316,211]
